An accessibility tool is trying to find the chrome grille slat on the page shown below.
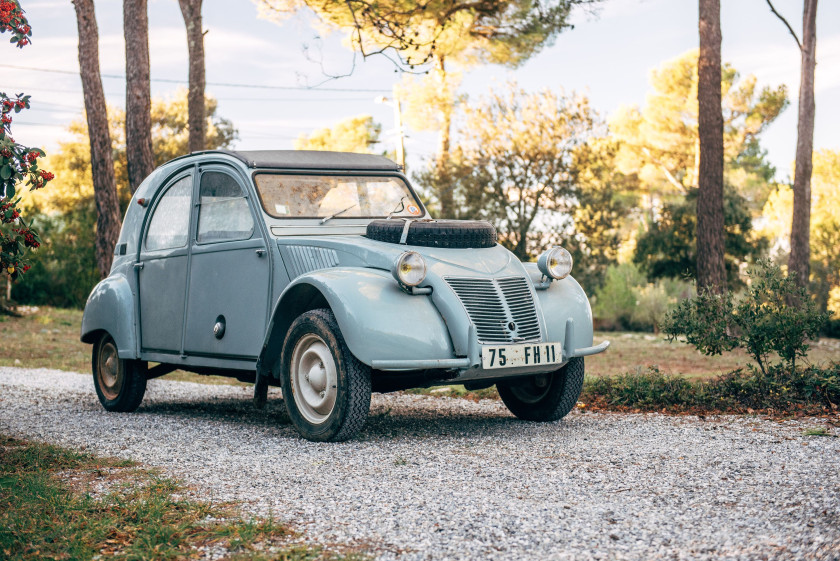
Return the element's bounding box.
[445,276,542,344]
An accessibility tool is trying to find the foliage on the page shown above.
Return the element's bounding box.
[0,0,31,47]
[582,362,840,414]
[1,5,53,286]
[633,187,766,287]
[9,206,99,308]
[610,50,787,211]
[256,0,595,71]
[295,115,382,154]
[565,139,638,289]
[14,92,235,308]
[663,259,832,375]
[592,263,692,332]
[25,89,236,217]
[762,149,840,314]
[431,84,594,259]
[592,263,645,329]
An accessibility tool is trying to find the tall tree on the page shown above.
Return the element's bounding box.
[123,0,154,193]
[257,0,598,217]
[295,115,382,154]
[696,0,726,292]
[72,0,121,279]
[610,51,787,215]
[436,84,594,259]
[766,0,817,288]
[177,0,205,153]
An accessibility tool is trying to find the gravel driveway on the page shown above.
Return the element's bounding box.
[1,367,838,560]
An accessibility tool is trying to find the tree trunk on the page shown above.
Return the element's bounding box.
[788,0,817,289]
[124,0,154,193]
[434,55,454,218]
[696,0,726,293]
[73,0,121,279]
[178,0,206,153]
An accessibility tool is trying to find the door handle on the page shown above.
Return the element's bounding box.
[255,248,266,257]
[134,262,144,270]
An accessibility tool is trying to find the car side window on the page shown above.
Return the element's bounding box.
[196,171,255,244]
[145,175,192,251]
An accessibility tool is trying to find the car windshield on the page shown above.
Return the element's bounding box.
[254,173,424,220]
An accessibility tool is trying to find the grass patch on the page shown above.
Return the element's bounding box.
[0,306,247,386]
[0,435,368,560]
[405,384,500,401]
[802,427,834,437]
[2,307,838,382]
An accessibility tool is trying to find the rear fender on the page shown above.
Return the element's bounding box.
[257,267,455,378]
[80,274,138,359]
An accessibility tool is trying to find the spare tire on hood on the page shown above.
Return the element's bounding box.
[365,219,497,249]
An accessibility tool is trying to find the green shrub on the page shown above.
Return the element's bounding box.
[582,363,840,414]
[663,260,832,375]
[593,263,692,332]
[584,367,696,409]
[592,263,646,330]
[10,208,99,309]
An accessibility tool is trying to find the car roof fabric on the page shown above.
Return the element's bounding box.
[208,150,400,171]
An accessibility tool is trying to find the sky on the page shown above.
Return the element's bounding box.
[2,0,839,181]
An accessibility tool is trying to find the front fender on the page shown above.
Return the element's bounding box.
[81,274,138,359]
[523,263,594,352]
[258,267,455,375]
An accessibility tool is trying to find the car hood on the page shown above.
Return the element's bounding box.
[275,235,528,279]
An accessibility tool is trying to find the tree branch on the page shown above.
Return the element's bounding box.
[765,0,802,51]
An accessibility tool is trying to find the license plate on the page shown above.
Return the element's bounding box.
[481,343,562,370]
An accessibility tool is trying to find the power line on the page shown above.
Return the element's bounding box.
[0,64,391,93]
[5,85,376,103]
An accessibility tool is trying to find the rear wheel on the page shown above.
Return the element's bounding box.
[497,357,584,422]
[281,309,371,442]
[92,333,147,412]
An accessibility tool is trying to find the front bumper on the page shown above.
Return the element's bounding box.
[370,319,609,374]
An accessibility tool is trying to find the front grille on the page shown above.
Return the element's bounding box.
[445,276,542,344]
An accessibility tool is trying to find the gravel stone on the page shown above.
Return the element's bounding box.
[1,367,838,560]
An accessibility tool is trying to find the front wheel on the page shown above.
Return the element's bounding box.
[280,309,371,442]
[92,333,147,412]
[497,357,584,422]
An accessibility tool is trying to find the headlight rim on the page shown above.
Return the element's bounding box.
[538,246,573,280]
[392,250,427,287]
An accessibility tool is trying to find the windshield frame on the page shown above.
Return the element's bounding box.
[251,170,427,221]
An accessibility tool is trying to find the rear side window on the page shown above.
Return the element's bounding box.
[196,171,255,244]
[145,175,192,251]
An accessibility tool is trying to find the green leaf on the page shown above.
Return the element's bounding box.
[0,165,11,180]
[6,183,15,198]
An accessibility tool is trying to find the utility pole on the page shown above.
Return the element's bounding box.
[376,84,406,171]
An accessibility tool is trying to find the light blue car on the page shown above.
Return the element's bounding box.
[81,150,609,441]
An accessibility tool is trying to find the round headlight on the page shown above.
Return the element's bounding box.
[538,246,573,280]
[392,251,427,287]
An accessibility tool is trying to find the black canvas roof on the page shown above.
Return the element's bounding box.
[200,149,401,171]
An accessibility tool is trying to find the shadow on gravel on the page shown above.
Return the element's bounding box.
[135,394,542,442]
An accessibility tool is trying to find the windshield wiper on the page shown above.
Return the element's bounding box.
[386,196,407,220]
[320,203,358,224]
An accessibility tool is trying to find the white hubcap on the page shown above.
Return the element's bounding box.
[291,334,338,424]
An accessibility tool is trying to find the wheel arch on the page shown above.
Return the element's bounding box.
[257,267,455,380]
[81,274,138,359]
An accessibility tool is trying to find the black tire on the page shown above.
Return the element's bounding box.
[92,333,147,412]
[365,219,497,249]
[497,357,584,422]
[280,309,371,442]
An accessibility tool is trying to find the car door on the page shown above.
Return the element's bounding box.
[183,166,271,358]
[137,171,193,354]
